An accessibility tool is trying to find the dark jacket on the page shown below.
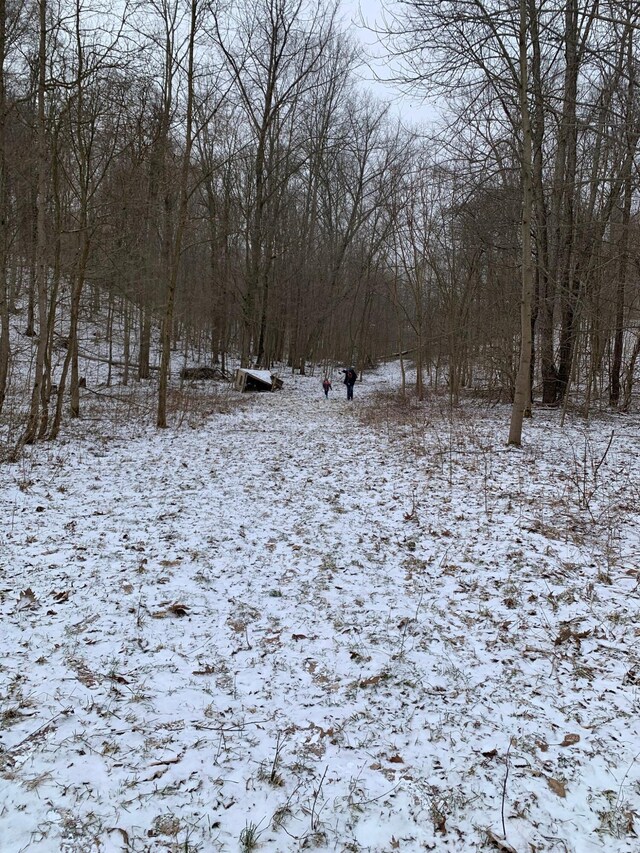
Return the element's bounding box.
[343,369,357,385]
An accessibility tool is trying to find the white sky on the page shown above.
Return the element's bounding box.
[340,0,440,128]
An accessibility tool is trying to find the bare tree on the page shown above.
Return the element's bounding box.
[507,0,534,445]
[157,0,198,427]
[211,0,338,367]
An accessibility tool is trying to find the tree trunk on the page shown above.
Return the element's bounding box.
[16,0,49,452]
[123,298,130,386]
[157,0,197,428]
[0,0,8,416]
[138,305,151,379]
[610,20,635,406]
[508,0,534,446]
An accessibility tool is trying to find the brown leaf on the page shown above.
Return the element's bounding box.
[16,588,39,610]
[390,837,400,850]
[52,590,69,603]
[388,754,404,764]
[107,828,130,847]
[192,664,216,675]
[292,633,307,640]
[168,602,190,617]
[547,777,566,798]
[560,733,580,747]
[481,748,498,759]
[485,829,518,852]
[359,673,388,688]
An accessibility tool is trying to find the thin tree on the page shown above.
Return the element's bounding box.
[507,0,534,445]
[157,0,197,427]
[15,0,48,453]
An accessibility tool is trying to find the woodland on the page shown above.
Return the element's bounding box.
[3,3,640,850]
[0,0,640,456]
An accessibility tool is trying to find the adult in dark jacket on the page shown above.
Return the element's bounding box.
[342,367,357,400]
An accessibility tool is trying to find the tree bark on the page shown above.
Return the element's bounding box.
[508,0,534,446]
[16,0,49,452]
[157,0,197,427]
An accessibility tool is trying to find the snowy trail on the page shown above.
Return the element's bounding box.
[2,369,640,852]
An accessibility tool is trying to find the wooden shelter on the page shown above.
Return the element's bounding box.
[234,368,283,392]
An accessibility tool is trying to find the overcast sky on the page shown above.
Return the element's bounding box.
[340,0,440,128]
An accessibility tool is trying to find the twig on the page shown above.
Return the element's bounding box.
[351,781,401,807]
[193,718,270,732]
[310,765,328,831]
[593,430,615,480]
[616,748,640,811]
[501,738,513,839]
[5,707,74,755]
[270,732,286,783]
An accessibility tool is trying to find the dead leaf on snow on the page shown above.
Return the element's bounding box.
[554,623,591,647]
[142,764,169,782]
[107,828,131,848]
[485,829,518,852]
[16,588,39,611]
[149,815,181,836]
[547,777,567,798]
[388,754,404,764]
[167,602,190,617]
[67,614,100,635]
[106,673,130,685]
[169,602,190,616]
[192,664,216,675]
[68,657,98,688]
[560,733,581,747]
[358,673,389,688]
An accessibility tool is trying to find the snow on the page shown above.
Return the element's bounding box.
[241,369,277,385]
[1,364,640,852]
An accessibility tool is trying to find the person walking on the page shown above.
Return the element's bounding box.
[342,366,357,400]
[322,377,332,398]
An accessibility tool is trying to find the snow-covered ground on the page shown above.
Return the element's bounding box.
[1,365,640,852]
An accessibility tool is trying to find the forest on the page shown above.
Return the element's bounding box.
[0,0,639,456]
[3,3,640,850]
